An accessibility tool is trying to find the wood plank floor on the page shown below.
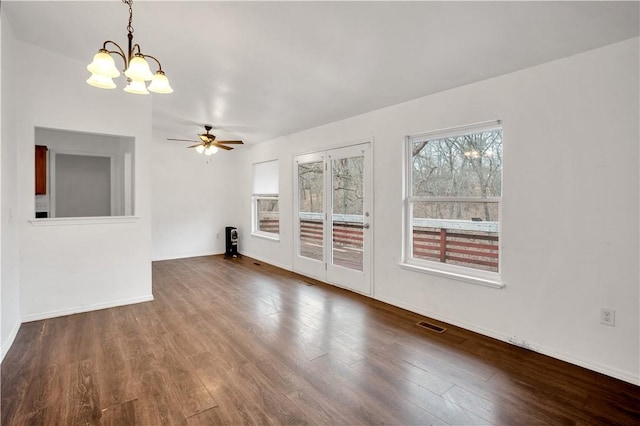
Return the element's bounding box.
[2,254,640,425]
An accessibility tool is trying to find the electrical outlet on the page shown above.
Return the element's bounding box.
[601,308,616,326]
[216,232,220,239]
[507,336,532,350]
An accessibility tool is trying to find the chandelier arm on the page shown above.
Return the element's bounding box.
[102,41,128,69]
[130,43,142,56]
[141,54,164,72]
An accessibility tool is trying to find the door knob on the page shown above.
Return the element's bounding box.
[363,223,370,229]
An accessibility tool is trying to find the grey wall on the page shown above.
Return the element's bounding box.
[54,154,111,218]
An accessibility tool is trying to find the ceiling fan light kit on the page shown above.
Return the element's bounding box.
[168,125,244,155]
[86,0,173,94]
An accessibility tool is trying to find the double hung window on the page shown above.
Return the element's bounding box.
[252,160,279,239]
[404,121,503,283]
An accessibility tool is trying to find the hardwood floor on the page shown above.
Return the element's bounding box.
[2,254,639,425]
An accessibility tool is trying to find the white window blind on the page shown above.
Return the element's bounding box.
[253,160,279,195]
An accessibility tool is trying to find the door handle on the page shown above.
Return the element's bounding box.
[363,223,370,229]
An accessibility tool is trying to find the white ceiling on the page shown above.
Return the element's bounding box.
[4,1,639,144]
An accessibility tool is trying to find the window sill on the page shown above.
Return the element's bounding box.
[251,232,280,242]
[399,262,505,289]
[29,216,139,226]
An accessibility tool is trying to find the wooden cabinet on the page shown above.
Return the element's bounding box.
[35,145,48,195]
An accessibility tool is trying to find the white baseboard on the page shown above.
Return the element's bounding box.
[21,294,154,323]
[1,319,22,362]
[151,250,224,262]
[239,251,293,272]
[374,294,640,386]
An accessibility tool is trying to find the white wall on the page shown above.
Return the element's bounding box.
[15,41,153,321]
[1,10,21,360]
[236,38,640,384]
[150,129,238,261]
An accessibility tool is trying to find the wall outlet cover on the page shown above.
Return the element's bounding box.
[600,308,616,326]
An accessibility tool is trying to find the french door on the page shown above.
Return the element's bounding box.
[293,143,372,295]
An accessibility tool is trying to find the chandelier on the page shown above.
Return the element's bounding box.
[86,0,173,94]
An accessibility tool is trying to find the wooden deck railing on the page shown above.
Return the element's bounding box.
[298,219,363,270]
[258,218,279,234]
[412,227,498,272]
[259,215,499,272]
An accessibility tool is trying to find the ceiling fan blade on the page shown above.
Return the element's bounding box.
[213,142,233,151]
[187,143,203,148]
[216,140,244,145]
[168,138,199,142]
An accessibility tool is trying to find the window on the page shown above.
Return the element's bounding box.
[404,121,503,284]
[252,160,279,239]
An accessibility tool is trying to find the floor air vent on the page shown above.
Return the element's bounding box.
[417,321,447,333]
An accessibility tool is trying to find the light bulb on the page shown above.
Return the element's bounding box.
[195,145,205,154]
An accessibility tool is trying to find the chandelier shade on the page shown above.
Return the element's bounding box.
[123,79,149,95]
[148,71,174,94]
[124,54,154,81]
[86,73,117,89]
[87,50,121,78]
[86,0,172,95]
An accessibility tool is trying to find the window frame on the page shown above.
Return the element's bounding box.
[401,120,504,288]
[252,194,280,240]
[251,160,280,241]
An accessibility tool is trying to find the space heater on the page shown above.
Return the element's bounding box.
[225,226,239,258]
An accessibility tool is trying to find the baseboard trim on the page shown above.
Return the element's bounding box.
[239,251,293,272]
[1,319,22,362]
[21,294,155,323]
[374,294,640,386]
[152,250,224,262]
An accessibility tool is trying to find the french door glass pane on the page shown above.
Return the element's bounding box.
[331,156,364,271]
[298,161,324,261]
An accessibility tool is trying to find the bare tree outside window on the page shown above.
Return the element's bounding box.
[298,162,324,213]
[332,156,364,216]
[298,161,324,260]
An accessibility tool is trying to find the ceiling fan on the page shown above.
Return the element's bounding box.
[168,125,243,155]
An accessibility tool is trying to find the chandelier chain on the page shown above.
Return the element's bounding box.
[123,0,134,34]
